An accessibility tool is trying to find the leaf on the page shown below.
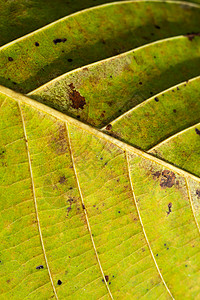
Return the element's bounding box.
[1,1,200,93]
[29,36,200,128]
[103,76,200,150]
[149,122,200,177]
[0,0,132,46]
[1,85,200,299]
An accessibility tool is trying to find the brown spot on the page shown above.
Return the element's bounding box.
[6,279,10,284]
[196,190,200,198]
[153,171,161,179]
[160,170,176,188]
[167,202,172,215]
[105,275,109,282]
[195,128,200,135]
[106,124,112,130]
[59,176,67,184]
[184,32,200,41]
[51,124,68,155]
[68,84,86,109]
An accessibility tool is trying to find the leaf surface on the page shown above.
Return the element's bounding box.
[1,1,200,93]
[29,36,200,127]
[1,86,200,299]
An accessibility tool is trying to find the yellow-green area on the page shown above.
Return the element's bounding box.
[150,122,200,177]
[1,1,200,93]
[0,86,200,299]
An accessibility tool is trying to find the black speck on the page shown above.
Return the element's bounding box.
[154,97,159,102]
[185,265,188,267]
[150,92,153,95]
[109,282,111,285]
[77,115,80,119]
[167,248,169,250]
[35,42,39,46]
[36,265,44,270]
[82,204,85,210]
[164,244,166,246]
[156,254,158,256]
[68,58,73,62]
[57,280,62,285]
[8,57,13,62]
[139,82,142,85]
[173,109,176,113]
[118,211,121,213]
[110,75,112,78]
[177,87,180,90]
[155,25,161,29]
[13,82,17,85]
[100,157,103,160]
[195,128,200,135]
[53,38,67,45]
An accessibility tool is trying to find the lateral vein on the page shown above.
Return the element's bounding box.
[65,122,114,300]
[125,150,174,299]
[18,102,58,300]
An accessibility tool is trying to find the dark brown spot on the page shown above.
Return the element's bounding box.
[8,57,13,61]
[160,170,176,188]
[35,42,39,46]
[59,176,67,184]
[68,58,73,62]
[154,97,159,102]
[177,87,180,90]
[173,109,177,113]
[57,280,62,285]
[105,275,109,282]
[68,84,86,109]
[195,128,200,135]
[82,204,85,210]
[196,190,200,198]
[184,32,200,41]
[36,265,44,270]
[106,124,112,131]
[102,39,106,44]
[53,38,67,44]
[167,202,172,215]
[153,171,161,179]
[155,25,161,29]
[139,82,142,85]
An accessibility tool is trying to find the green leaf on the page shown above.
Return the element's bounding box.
[29,36,200,128]
[1,86,200,299]
[0,0,134,46]
[103,76,200,150]
[1,1,200,93]
[149,122,200,177]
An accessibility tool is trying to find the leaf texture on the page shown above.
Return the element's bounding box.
[1,1,200,93]
[1,86,200,299]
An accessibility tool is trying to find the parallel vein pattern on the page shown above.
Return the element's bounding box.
[18,102,58,299]
[125,151,174,299]
[66,122,113,299]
